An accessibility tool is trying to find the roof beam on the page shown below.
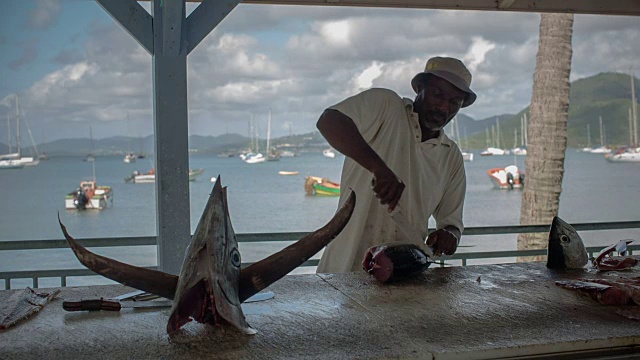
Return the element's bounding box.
[181,0,640,17]
[96,0,153,55]
[186,0,242,54]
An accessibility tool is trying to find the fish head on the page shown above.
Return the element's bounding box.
[546,216,589,269]
[167,176,255,334]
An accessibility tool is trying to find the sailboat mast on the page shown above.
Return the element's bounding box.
[266,109,272,157]
[523,112,528,146]
[631,71,638,146]
[6,113,11,154]
[599,116,604,146]
[630,108,634,146]
[587,124,591,148]
[496,117,501,149]
[15,95,20,156]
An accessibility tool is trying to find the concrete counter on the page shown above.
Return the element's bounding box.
[1,262,639,359]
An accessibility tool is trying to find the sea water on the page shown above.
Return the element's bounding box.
[1,150,639,288]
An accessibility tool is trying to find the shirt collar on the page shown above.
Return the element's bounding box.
[404,97,454,147]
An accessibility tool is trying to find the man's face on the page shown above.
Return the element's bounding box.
[413,76,467,132]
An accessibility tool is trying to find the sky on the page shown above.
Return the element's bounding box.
[0,0,639,142]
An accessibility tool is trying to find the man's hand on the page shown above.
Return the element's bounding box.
[371,170,405,212]
[425,228,459,256]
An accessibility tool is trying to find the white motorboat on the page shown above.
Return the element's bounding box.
[323,149,336,158]
[487,165,524,190]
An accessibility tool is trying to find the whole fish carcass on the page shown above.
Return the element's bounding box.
[59,176,356,335]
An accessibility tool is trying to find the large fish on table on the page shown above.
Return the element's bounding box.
[59,176,355,335]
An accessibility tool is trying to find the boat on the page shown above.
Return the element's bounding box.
[304,176,340,196]
[487,165,524,190]
[278,171,299,176]
[449,117,473,162]
[279,150,297,157]
[65,180,113,210]
[243,153,266,164]
[606,147,640,163]
[1,95,40,167]
[323,149,336,158]
[265,110,280,162]
[588,116,612,154]
[124,153,137,163]
[0,159,25,169]
[480,147,508,156]
[125,168,205,183]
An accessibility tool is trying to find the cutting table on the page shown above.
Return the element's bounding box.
[1,262,639,359]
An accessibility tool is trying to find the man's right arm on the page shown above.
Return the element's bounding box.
[316,109,405,211]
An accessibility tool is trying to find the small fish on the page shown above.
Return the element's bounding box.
[59,176,356,335]
[546,216,589,269]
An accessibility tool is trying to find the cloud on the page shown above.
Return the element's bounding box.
[2,5,640,140]
[8,38,39,70]
[51,48,84,65]
[29,0,61,30]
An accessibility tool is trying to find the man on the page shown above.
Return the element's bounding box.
[316,56,476,273]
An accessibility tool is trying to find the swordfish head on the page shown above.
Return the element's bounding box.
[546,216,589,269]
[58,176,355,335]
[167,178,252,334]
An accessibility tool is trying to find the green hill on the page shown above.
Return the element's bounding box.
[462,72,639,149]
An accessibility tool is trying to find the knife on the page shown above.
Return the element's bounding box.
[388,205,436,261]
[62,291,276,312]
[63,298,173,312]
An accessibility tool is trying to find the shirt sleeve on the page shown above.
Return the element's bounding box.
[328,88,401,143]
[432,153,466,234]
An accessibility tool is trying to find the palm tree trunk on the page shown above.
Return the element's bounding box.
[517,13,574,262]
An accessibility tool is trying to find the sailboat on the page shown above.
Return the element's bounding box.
[123,113,137,163]
[0,95,40,168]
[480,118,508,156]
[606,72,640,162]
[588,116,611,154]
[243,114,265,164]
[266,110,280,161]
[451,117,473,161]
[581,124,593,152]
[510,113,527,155]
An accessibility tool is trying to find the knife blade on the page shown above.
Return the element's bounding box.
[63,298,173,312]
[388,206,436,261]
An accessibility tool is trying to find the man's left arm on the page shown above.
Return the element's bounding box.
[427,158,466,256]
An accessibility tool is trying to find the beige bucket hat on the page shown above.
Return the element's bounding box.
[411,56,477,108]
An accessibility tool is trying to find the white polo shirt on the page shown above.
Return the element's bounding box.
[316,88,466,273]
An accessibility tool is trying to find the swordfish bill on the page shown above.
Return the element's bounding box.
[59,176,356,334]
[238,191,355,302]
[58,214,178,300]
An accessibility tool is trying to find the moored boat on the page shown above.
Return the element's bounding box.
[487,165,524,190]
[304,176,340,196]
[65,180,113,210]
[322,149,336,158]
[125,168,205,183]
[606,147,640,163]
[124,153,137,163]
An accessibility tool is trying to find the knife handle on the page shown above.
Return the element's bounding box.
[63,298,122,312]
